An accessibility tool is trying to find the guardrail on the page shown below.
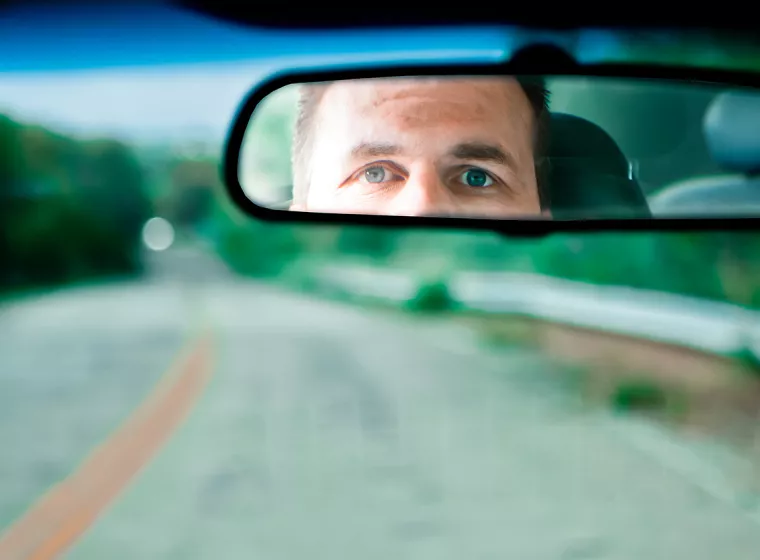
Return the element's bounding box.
[311,264,760,359]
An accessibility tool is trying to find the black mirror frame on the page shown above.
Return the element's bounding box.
[223,45,760,236]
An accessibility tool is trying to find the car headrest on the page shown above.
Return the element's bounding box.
[544,113,651,218]
[704,90,760,174]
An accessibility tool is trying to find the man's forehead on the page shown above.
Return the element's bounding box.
[324,76,522,104]
[314,76,534,146]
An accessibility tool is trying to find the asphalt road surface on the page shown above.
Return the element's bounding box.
[1,244,760,559]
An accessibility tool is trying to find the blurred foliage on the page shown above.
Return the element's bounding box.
[0,114,152,292]
[731,347,760,379]
[212,185,760,310]
[533,232,760,308]
[405,280,456,313]
[160,158,218,229]
[610,380,669,413]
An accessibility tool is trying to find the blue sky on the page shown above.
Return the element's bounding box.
[0,2,645,148]
[0,3,514,146]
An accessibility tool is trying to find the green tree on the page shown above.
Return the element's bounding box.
[0,115,151,292]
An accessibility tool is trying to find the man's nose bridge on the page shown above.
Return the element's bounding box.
[399,165,446,208]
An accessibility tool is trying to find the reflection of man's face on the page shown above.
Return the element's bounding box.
[293,77,543,217]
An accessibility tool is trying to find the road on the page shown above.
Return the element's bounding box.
[1,245,760,559]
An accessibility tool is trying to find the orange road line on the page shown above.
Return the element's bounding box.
[0,331,215,560]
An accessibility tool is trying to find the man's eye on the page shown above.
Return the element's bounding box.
[460,168,494,188]
[359,165,403,185]
[363,166,388,183]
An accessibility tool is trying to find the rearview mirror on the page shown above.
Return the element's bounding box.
[224,61,760,232]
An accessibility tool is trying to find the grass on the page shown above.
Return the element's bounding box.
[572,366,691,424]
[458,312,541,348]
[610,380,669,413]
[456,310,694,421]
[403,280,457,313]
[730,346,760,379]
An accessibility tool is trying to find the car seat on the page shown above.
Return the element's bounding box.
[545,112,651,219]
[648,90,760,216]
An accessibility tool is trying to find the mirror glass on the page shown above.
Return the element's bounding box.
[238,75,760,220]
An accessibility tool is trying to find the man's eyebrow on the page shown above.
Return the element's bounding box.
[448,142,516,168]
[350,142,402,159]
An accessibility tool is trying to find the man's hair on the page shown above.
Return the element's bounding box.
[291,76,551,208]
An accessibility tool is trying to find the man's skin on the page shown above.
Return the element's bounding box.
[291,77,546,218]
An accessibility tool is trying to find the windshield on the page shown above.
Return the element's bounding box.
[2,4,760,559]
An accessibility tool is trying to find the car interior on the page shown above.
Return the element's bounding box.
[649,90,760,215]
[545,112,651,219]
